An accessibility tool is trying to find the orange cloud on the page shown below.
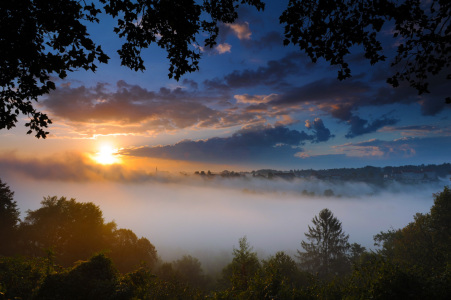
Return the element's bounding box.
[224,22,252,40]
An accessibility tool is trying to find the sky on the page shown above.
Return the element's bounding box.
[0,0,450,264]
[1,0,450,174]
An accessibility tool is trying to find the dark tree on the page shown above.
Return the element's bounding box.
[108,228,157,273]
[280,0,451,103]
[0,179,20,256]
[220,236,260,292]
[172,255,209,289]
[297,208,350,278]
[20,196,116,266]
[374,186,451,276]
[0,0,264,138]
[35,254,123,300]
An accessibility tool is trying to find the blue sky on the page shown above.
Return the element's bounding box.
[1,0,450,173]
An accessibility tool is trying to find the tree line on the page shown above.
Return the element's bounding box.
[1,178,450,299]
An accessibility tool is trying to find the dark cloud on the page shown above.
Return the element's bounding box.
[305,118,335,142]
[272,78,370,106]
[120,125,318,164]
[345,116,399,138]
[182,78,198,90]
[420,97,447,116]
[203,52,307,90]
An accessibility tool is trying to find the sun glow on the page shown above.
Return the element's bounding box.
[94,144,120,165]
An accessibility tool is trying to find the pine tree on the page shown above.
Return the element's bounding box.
[297,208,350,278]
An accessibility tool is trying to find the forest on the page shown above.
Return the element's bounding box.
[0,178,450,299]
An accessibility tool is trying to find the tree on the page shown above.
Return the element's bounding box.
[0,179,20,256]
[280,0,451,103]
[0,256,48,299]
[20,196,116,266]
[0,0,264,138]
[247,251,309,299]
[297,208,350,278]
[348,243,367,266]
[374,186,451,276]
[172,255,209,290]
[108,228,158,273]
[35,254,124,300]
[220,236,260,293]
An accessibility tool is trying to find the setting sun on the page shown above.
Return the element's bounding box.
[94,144,120,165]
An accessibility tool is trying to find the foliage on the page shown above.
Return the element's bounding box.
[371,186,451,298]
[172,255,211,290]
[345,254,429,300]
[123,266,205,300]
[35,253,125,300]
[297,208,350,278]
[18,196,158,272]
[227,236,261,292]
[20,196,115,266]
[109,228,158,273]
[280,0,451,103]
[348,243,367,266]
[374,186,451,276]
[0,0,108,138]
[0,0,264,137]
[0,256,48,300]
[246,251,310,300]
[0,179,20,256]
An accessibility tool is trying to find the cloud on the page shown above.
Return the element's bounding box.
[119,125,317,164]
[223,22,252,40]
[204,52,307,90]
[381,124,451,137]
[305,118,335,142]
[234,94,278,104]
[294,152,310,159]
[345,116,399,138]
[272,78,371,107]
[215,43,232,54]
[119,122,337,165]
[253,31,283,48]
[41,81,288,137]
[332,136,451,158]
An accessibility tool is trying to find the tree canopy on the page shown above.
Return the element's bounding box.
[17,195,158,271]
[1,0,449,138]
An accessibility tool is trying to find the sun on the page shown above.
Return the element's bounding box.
[94,144,120,165]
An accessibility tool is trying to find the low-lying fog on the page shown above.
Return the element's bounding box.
[7,173,447,273]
